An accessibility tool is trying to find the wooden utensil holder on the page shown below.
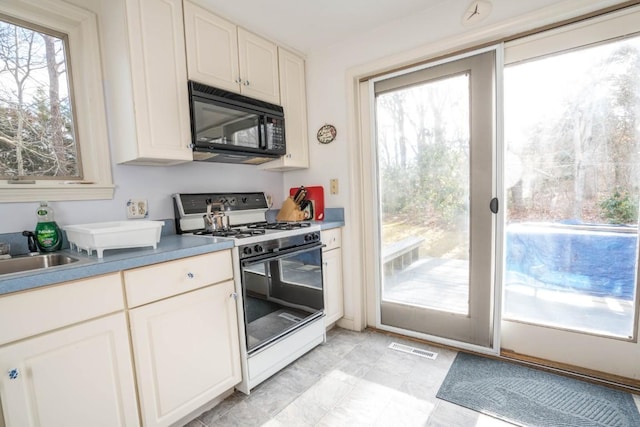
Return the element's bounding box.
[276,197,306,222]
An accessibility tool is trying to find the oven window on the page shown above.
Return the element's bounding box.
[242,246,324,353]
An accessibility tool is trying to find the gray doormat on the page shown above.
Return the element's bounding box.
[436,352,640,427]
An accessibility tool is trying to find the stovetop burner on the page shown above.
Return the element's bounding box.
[246,221,312,231]
[194,228,267,239]
[190,221,312,239]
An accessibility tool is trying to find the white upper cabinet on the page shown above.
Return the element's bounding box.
[237,28,280,104]
[183,2,239,93]
[101,0,192,165]
[184,1,280,104]
[260,47,310,171]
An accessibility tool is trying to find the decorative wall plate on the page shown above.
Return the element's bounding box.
[317,124,337,144]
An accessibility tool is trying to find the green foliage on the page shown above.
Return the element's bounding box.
[600,191,638,224]
[381,141,468,228]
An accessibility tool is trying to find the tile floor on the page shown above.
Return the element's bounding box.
[183,327,520,427]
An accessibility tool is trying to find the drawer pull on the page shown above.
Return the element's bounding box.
[230,292,238,300]
[187,272,195,279]
[8,368,19,380]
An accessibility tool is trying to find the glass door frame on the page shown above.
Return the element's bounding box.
[365,44,505,355]
[499,5,640,382]
[350,2,640,385]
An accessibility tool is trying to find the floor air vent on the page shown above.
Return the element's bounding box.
[388,342,438,360]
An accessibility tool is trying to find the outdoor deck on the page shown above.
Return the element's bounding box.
[382,256,635,338]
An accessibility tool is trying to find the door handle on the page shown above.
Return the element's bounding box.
[490,198,499,214]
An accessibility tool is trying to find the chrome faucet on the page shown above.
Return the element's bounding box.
[22,231,39,254]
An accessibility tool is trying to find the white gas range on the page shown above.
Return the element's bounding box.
[173,192,326,394]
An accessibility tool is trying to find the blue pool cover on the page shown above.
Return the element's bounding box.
[505,223,638,300]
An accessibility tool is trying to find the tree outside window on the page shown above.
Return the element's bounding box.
[0,16,80,179]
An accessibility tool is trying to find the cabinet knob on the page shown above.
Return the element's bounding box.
[230,292,238,300]
[235,77,242,84]
[187,272,195,279]
[8,368,19,380]
[243,80,250,86]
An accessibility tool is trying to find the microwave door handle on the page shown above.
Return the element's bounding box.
[258,116,266,149]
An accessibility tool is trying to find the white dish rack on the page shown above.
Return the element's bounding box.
[64,221,163,258]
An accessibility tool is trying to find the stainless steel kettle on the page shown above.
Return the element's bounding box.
[203,201,229,232]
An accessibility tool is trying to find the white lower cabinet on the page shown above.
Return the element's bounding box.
[126,252,240,427]
[322,229,344,326]
[0,312,139,427]
[0,251,241,427]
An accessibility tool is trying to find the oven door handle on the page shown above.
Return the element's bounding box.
[241,243,325,266]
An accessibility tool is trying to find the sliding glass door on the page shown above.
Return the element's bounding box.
[501,7,640,379]
[360,5,640,381]
[372,48,497,348]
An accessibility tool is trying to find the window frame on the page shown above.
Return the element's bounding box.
[0,0,114,202]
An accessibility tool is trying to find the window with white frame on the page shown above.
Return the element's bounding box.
[0,0,113,202]
[0,16,80,179]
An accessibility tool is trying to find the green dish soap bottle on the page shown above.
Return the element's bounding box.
[35,201,62,252]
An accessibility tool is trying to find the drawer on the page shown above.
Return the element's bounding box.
[0,273,124,346]
[124,251,233,308]
[322,228,342,251]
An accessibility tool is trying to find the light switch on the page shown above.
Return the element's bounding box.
[330,179,339,195]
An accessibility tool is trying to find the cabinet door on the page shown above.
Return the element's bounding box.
[184,1,240,93]
[0,313,138,427]
[323,248,344,326]
[261,48,309,171]
[125,0,192,164]
[129,282,241,427]
[237,28,280,104]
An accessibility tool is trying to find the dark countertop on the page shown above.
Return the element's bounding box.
[0,219,345,297]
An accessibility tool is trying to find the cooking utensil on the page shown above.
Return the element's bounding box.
[203,200,228,231]
[293,186,306,205]
[299,199,314,220]
[289,186,324,220]
[276,198,305,221]
[292,186,303,203]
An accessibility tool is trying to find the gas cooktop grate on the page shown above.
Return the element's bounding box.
[194,228,266,238]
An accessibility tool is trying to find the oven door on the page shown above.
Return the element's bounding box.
[241,243,324,354]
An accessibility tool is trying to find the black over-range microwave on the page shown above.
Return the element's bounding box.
[188,81,286,165]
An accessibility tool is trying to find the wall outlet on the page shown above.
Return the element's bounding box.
[330,178,339,195]
[127,199,148,219]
